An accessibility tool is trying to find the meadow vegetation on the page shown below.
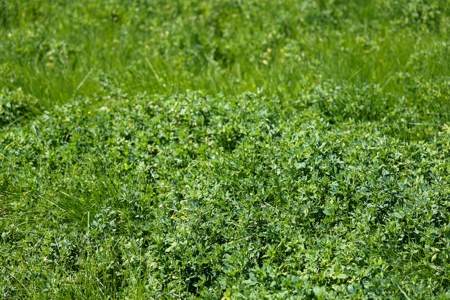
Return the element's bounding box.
[1,0,450,298]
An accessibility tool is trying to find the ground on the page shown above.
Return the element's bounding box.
[1,0,450,298]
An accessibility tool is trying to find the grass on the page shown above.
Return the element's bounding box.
[1,0,450,298]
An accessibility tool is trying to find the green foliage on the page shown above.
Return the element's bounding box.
[384,0,446,30]
[1,0,450,299]
[1,0,449,105]
[0,88,38,126]
[2,91,450,298]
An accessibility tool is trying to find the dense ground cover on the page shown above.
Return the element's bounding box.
[1,0,450,298]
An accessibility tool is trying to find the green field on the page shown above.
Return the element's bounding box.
[1,0,450,298]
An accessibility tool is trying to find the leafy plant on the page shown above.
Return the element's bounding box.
[1,0,450,298]
[0,88,38,126]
